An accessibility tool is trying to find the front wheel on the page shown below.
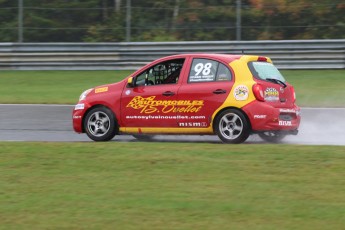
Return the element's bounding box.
[84,107,117,141]
[258,131,286,143]
[214,109,250,144]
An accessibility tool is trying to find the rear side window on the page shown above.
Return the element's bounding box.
[189,58,232,83]
[216,63,232,81]
[248,61,286,82]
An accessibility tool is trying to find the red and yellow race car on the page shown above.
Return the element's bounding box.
[73,54,300,143]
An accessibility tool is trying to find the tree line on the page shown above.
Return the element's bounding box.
[0,0,344,42]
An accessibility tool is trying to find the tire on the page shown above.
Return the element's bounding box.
[258,131,286,143]
[132,134,154,141]
[214,109,250,144]
[84,107,117,141]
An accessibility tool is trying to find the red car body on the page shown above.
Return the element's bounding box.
[73,54,300,143]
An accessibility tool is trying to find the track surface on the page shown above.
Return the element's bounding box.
[0,104,344,145]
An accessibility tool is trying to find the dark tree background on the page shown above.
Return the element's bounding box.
[0,0,344,42]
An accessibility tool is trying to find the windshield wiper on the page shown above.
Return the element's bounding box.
[266,78,287,88]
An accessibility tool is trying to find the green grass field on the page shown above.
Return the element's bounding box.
[0,70,132,104]
[1,142,345,230]
[282,70,345,107]
[0,70,344,106]
[1,70,344,229]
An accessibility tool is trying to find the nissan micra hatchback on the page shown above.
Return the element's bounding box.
[73,54,300,143]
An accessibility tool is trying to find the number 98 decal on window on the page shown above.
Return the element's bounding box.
[189,59,232,83]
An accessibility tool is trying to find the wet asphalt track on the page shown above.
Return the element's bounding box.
[0,104,344,145]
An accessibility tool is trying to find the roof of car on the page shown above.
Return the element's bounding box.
[159,53,244,63]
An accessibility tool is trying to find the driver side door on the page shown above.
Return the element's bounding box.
[120,58,186,128]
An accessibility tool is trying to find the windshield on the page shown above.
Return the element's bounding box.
[248,61,286,82]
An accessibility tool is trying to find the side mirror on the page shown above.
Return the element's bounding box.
[127,77,134,88]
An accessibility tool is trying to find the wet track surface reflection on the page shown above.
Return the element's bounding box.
[0,104,344,145]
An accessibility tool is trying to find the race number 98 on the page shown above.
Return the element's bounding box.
[194,63,212,76]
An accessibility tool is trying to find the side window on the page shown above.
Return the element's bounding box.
[189,59,218,82]
[216,63,232,81]
[189,59,232,83]
[134,59,184,87]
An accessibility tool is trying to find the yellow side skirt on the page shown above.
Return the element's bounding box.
[119,127,214,134]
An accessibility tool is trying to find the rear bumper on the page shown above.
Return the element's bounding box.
[243,102,301,133]
[285,129,299,135]
[254,129,299,135]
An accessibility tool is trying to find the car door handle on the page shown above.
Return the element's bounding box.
[213,89,227,94]
[162,91,175,96]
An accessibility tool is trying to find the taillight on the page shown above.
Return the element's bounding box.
[252,84,265,102]
[290,86,296,103]
[257,56,267,62]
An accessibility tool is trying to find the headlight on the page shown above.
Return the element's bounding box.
[79,88,93,101]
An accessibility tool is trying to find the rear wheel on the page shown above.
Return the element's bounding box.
[84,107,117,141]
[258,131,286,143]
[215,109,250,144]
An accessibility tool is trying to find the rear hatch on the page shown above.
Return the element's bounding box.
[248,60,296,108]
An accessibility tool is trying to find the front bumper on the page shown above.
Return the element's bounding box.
[72,102,90,133]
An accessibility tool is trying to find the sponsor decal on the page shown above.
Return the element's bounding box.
[278,120,292,126]
[234,85,249,101]
[179,122,208,127]
[74,103,84,110]
[126,115,206,120]
[95,87,108,93]
[254,115,267,119]
[125,89,131,95]
[279,108,296,113]
[190,75,215,82]
[73,115,82,119]
[126,96,204,114]
[264,88,279,101]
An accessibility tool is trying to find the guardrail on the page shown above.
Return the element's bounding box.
[0,39,344,70]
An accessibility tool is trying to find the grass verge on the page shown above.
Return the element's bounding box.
[282,70,345,107]
[1,142,345,229]
[0,70,344,106]
[0,70,132,104]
